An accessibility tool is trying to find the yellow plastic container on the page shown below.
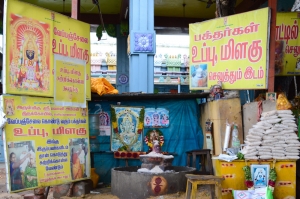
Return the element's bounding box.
[90,168,99,188]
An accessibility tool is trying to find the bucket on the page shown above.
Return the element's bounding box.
[89,114,100,136]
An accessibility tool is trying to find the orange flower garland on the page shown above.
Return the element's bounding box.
[144,129,164,149]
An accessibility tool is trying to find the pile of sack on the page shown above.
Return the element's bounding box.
[242,110,300,160]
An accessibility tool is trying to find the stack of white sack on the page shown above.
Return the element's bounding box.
[242,110,300,160]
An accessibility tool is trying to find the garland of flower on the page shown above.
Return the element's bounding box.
[111,107,145,151]
[144,129,164,149]
[242,160,277,192]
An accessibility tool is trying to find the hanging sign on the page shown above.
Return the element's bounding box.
[3,0,91,100]
[275,12,300,76]
[2,95,90,192]
[54,54,86,108]
[189,8,270,90]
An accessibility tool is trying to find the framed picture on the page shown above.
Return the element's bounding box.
[144,108,169,128]
[266,92,276,102]
[251,164,270,188]
[110,105,145,151]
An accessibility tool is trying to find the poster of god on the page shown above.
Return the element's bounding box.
[144,108,169,128]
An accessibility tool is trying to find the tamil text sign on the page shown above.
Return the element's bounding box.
[189,8,270,90]
[2,95,90,192]
[275,12,300,76]
[3,0,91,100]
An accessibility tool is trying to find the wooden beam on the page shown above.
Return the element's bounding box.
[71,0,80,19]
[60,13,205,28]
[0,0,3,21]
[60,13,120,25]
[154,16,206,28]
[235,0,267,14]
[268,0,277,92]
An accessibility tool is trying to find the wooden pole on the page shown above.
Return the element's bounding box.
[268,0,277,92]
[71,0,80,19]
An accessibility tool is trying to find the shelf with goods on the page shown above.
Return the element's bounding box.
[91,70,190,86]
[91,52,190,86]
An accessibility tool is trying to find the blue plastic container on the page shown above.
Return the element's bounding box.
[89,114,100,137]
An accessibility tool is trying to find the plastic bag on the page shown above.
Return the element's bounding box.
[233,187,273,199]
[91,78,118,96]
[276,93,292,110]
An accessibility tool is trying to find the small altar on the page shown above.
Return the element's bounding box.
[213,159,296,199]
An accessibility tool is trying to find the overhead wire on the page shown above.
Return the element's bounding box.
[92,0,106,32]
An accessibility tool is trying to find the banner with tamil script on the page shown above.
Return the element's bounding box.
[275,12,300,76]
[3,0,91,100]
[54,54,86,108]
[2,95,90,192]
[189,8,270,90]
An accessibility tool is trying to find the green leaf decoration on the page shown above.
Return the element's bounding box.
[96,25,103,41]
[269,168,277,181]
[242,166,252,181]
[237,152,244,160]
[120,20,129,36]
[105,24,116,38]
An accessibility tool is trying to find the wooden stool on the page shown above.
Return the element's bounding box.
[186,149,213,175]
[185,174,224,199]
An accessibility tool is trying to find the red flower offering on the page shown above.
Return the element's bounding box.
[137,129,142,134]
[114,128,118,133]
[115,152,120,157]
[245,180,254,188]
[268,180,275,187]
[121,152,126,157]
[133,153,138,158]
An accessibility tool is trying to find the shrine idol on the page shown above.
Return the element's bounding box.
[17,32,42,89]
[9,15,50,92]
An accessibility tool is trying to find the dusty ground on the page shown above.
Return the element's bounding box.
[0,185,213,199]
[54,185,212,199]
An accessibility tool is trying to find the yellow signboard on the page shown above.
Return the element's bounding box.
[3,0,91,100]
[275,12,300,76]
[189,8,270,90]
[54,55,86,107]
[2,95,90,192]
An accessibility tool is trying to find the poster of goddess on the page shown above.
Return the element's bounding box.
[7,13,50,96]
[110,106,145,151]
[144,108,169,128]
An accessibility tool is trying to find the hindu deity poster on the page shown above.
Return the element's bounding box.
[251,164,270,188]
[144,108,169,128]
[3,0,91,100]
[99,111,111,136]
[5,11,51,96]
[110,106,145,151]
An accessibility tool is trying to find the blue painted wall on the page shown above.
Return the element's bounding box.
[88,99,204,184]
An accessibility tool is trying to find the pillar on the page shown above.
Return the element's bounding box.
[116,25,130,93]
[128,0,156,93]
[268,0,277,92]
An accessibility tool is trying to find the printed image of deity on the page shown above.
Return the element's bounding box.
[144,108,170,128]
[111,106,144,151]
[253,167,267,187]
[8,14,50,94]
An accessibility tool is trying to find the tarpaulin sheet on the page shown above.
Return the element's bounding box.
[88,99,203,184]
